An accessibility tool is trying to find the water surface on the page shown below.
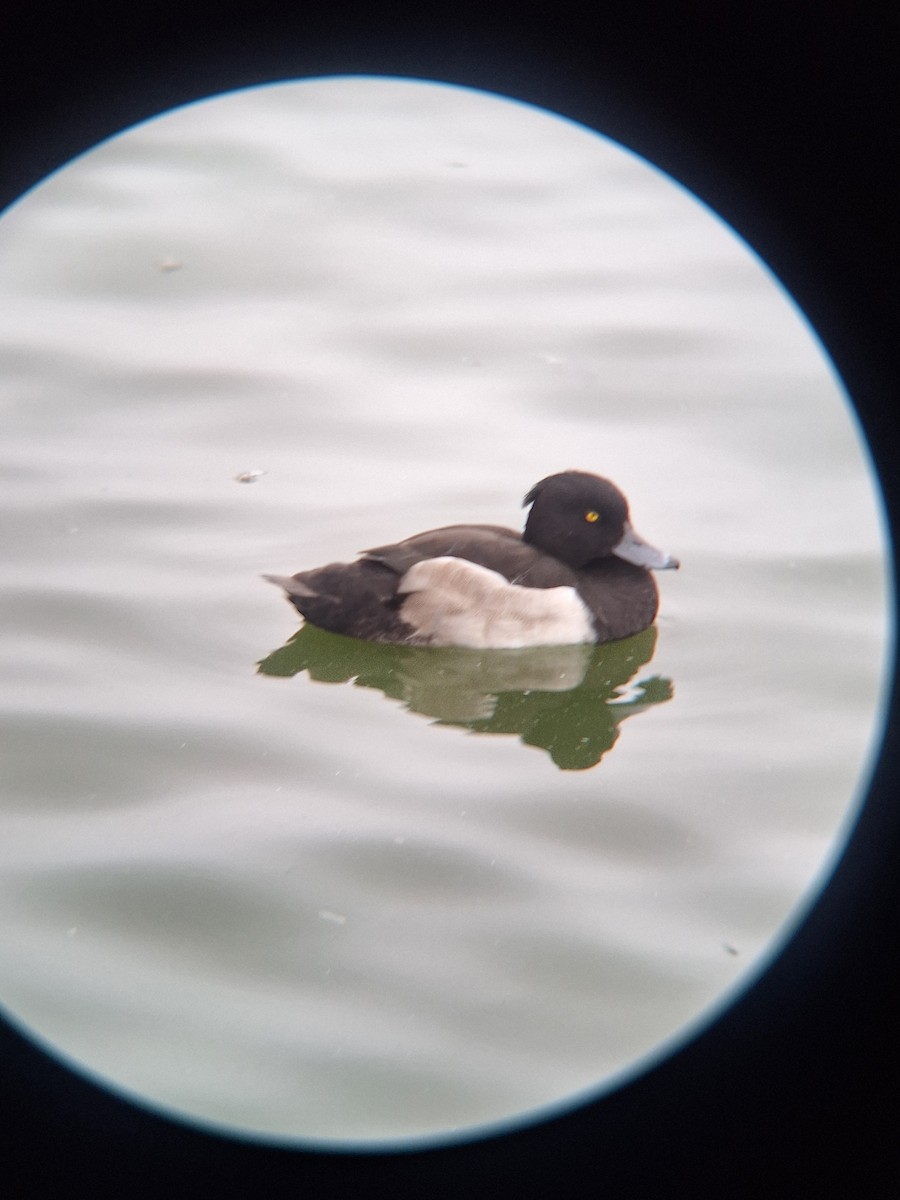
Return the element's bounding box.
[0,77,889,1146]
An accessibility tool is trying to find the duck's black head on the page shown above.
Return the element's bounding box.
[523,470,678,572]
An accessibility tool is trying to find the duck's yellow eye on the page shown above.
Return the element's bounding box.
[584,510,600,523]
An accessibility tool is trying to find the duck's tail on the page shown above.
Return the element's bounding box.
[262,573,314,598]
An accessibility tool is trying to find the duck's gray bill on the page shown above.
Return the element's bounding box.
[613,523,680,570]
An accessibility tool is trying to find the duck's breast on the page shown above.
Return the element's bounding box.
[574,560,660,642]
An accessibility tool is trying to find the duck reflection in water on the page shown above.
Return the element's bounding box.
[257,624,673,770]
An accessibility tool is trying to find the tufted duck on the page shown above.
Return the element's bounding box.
[265,470,678,648]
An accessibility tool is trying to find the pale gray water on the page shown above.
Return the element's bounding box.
[0,76,891,1146]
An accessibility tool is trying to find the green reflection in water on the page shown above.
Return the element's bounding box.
[259,625,673,771]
